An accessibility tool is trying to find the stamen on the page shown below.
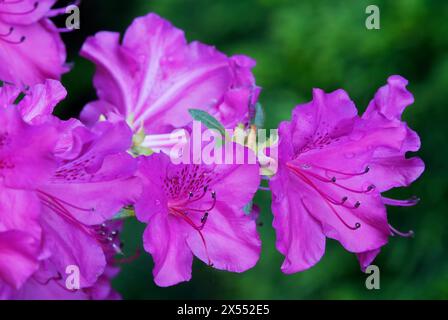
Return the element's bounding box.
[308,164,370,177]
[170,207,213,266]
[288,164,361,230]
[0,34,25,44]
[382,196,420,207]
[389,224,414,238]
[302,198,360,231]
[0,26,13,37]
[164,166,217,267]
[115,249,142,264]
[37,190,121,254]
[0,0,26,5]
[181,193,216,213]
[293,166,376,194]
[0,1,38,15]
[201,212,209,224]
[37,190,94,213]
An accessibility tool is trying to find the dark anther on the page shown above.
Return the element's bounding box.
[201,212,209,224]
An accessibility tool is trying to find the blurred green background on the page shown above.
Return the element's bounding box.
[57,0,448,299]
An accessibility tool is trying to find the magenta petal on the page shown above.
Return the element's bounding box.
[17,79,67,122]
[364,75,414,121]
[0,230,41,289]
[0,0,56,25]
[187,201,261,273]
[270,169,326,273]
[357,249,381,271]
[42,153,141,225]
[0,185,41,236]
[0,20,67,86]
[10,278,89,300]
[0,83,21,107]
[42,121,141,224]
[80,31,137,118]
[369,155,425,192]
[81,13,258,133]
[360,75,425,191]
[40,207,106,288]
[0,106,58,189]
[134,154,170,223]
[143,214,193,287]
[285,89,358,155]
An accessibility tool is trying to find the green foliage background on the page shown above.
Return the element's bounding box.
[58,0,448,299]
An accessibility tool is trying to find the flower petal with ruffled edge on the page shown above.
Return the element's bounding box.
[270,79,424,273]
[135,143,261,287]
[80,13,259,133]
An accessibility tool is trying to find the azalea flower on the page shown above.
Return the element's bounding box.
[134,142,261,287]
[80,13,260,135]
[1,221,123,300]
[269,75,425,273]
[0,81,140,297]
[0,105,58,290]
[0,0,69,86]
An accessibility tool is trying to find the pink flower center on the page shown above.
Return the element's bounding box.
[163,165,217,266]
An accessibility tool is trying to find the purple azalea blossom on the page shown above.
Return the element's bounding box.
[0,0,68,86]
[36,119,140,289]
[80,13,260,134]
[0,81,140,298]
[1,220,123,300]
[134,143,261,287]
[0,105,58,289]
[269,75,424,273]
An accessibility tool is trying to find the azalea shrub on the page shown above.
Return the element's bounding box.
[0,1,429,300]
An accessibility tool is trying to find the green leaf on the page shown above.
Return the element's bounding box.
[189,109,227,138]
[112,207,135,220]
